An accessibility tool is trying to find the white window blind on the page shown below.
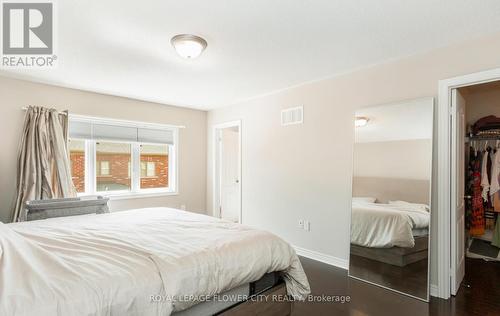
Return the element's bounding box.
[138,128,174,144]
[69,118,175,144]
[93,124,138,142]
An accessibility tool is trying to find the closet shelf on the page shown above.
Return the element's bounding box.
[466,136,500,142]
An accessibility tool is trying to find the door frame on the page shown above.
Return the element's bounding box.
[437,67,500,299]
[213,120,242,223]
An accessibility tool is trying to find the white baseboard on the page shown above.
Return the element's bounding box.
[430,284,438,297]
[294,246,348,270]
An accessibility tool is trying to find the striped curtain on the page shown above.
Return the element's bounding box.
[12,106,76,222]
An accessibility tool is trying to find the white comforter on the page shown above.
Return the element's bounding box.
[350,201,430,248]
[0,208,310,316]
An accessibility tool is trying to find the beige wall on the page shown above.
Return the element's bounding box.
[0,76,207,223]
[353,139,432,180]
[352,177,430,205]
[207,32,500,287]
[353,139,432,205]
[462,83,500,125]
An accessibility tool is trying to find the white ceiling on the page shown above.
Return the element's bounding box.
[2,0,500,110]
[355,98,434,143]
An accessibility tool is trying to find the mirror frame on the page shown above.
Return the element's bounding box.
[347,97,434,302]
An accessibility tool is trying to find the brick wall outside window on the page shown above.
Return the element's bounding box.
[70,152,85,192]
[70,152,168,192]
[140,155,169,189]
[96,154,131,189]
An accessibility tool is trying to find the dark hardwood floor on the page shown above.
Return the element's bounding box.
[292,256,500,316]
[449,258,500,315]
[349,254,428,299]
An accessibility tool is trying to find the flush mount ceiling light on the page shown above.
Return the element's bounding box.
[354,116,369,127]
[171,34,207,59]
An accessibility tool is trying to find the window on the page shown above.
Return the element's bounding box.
[140,161,156,177]
[147,162,156,177]
[98,160,110,176]
[68,117,177,196]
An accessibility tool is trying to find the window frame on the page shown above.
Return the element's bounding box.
[70,123,178,199]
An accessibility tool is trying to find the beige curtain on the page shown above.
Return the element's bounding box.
[12,106,77,222]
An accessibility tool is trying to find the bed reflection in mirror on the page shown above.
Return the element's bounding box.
[349,98,434,301]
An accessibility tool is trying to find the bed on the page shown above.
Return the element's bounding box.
[350,200,430,266]
[0,207,310,315]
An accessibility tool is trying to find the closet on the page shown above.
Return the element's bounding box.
[457,81,500,307]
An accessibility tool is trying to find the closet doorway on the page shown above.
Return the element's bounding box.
[457,82,500,292]
[213,121,242,223]
[438,68,500,306]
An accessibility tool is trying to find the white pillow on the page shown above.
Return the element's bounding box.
[388,200,429,212]
[353,197,377,203]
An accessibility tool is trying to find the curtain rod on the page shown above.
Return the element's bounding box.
[21,106,68,115]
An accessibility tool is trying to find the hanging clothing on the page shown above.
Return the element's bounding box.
[465,147,475,230]
[487,148,493,208]
[470,151,486,236]
[490,150,500,196]
[485,210,496,230]
[481,150,490,201]
[494,192,500,212]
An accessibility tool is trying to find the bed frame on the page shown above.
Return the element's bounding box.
[218,283,291,316]
[350,235,429,267]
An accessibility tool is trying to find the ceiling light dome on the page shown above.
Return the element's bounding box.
[354,117,369,127]
[171,34,207,59]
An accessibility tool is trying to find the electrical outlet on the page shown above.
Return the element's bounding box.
[304,220,310,232]
[180,204,186,211]
[298,219,304,229]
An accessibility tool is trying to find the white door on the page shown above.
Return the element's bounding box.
[451,88,466,295]
[220,128,240,222]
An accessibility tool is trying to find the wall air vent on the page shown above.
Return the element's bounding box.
[281,106,303,126]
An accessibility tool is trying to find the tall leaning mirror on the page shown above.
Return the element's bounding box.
[349,97,434,301]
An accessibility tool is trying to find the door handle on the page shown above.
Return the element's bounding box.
[235,179,240,184]
[464,195,472,200]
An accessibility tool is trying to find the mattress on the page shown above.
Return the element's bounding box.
[0,208,310,316]
[351,201,430,248]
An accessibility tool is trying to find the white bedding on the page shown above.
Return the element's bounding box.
[350,201,430,248]
[0,208,310,316]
